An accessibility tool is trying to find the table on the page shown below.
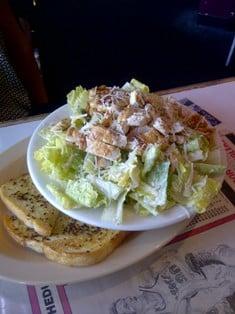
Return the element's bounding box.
[0,78,235,314]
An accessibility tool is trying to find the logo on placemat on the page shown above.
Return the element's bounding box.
[179,98,221,126]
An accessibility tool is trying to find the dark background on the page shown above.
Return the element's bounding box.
[11,0,235,107]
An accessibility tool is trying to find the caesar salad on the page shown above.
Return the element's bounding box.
[34,79,226,224]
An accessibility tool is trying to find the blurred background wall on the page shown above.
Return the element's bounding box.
[10,0,235,107]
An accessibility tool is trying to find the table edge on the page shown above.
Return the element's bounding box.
[156,76,235,95]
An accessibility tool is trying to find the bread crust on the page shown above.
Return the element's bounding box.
[0,174,58,236]
[43,231,128,266]
[4,214,129,266]
[4,215,44,253]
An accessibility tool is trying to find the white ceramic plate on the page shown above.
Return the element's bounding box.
[0,138,190,284]
[27,105,226,231]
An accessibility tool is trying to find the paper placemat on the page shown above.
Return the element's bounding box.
[0,81,234,314]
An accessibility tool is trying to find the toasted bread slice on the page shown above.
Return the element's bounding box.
[4,214,128,266]
[4,215,44,253]
[0,174,58,236]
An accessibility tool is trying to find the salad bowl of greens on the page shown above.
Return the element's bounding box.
[27,80,226,231]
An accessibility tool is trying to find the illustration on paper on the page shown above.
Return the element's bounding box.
[110,244,235,313]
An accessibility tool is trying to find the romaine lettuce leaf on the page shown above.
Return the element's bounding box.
[185,134,209,161]
[115,191,128,224]
[142,144,161,177]
[147,160,170,204]
[129,183,159,215]
[87,175,123,200]
[206,149,221,164]
[83,153,97,175]
[101,191,128,224]
[189,177,221,213]
[39,126,66,143]
[65,179,107,208]
[106,150,140,188]
[80,112,104,133]
[129,161,170,215]
[188,150,205,162]
[47,184,76,208]
[194,163,226,177]
[169,162,194,202]
[122,78,149,93]
[34,136,84,181]
[134,202,150,216]
[130,79,149,93]
[67,85,89,114]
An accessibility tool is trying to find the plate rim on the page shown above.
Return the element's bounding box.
[0,138,191,285]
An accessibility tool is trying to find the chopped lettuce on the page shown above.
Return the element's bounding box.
[147,161,170,204]
[65,179,107,208]
[39,126,66,142]
[206,149,221,164]
[87,175,123,200]
[101,191,128,224]
[67,85,89,114]
[142,144,161,176]
[134,202,150,216]
[130,183,160,215]
[114,191,128,224]
[189,177,221,213]
[169,162,194,202]
[106,150,140,188]
[182,163,194,197]
[185,134,209,161]
[157,200,176,213]
[122,78,150,93]
[130,160,170,215]
[130,79,150,93]
[83,153,97,175]
[34,135,84,181]
[194,163,226,177]
[170,168,221,213]
[47,184,76,209]
[80,112,104,133]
